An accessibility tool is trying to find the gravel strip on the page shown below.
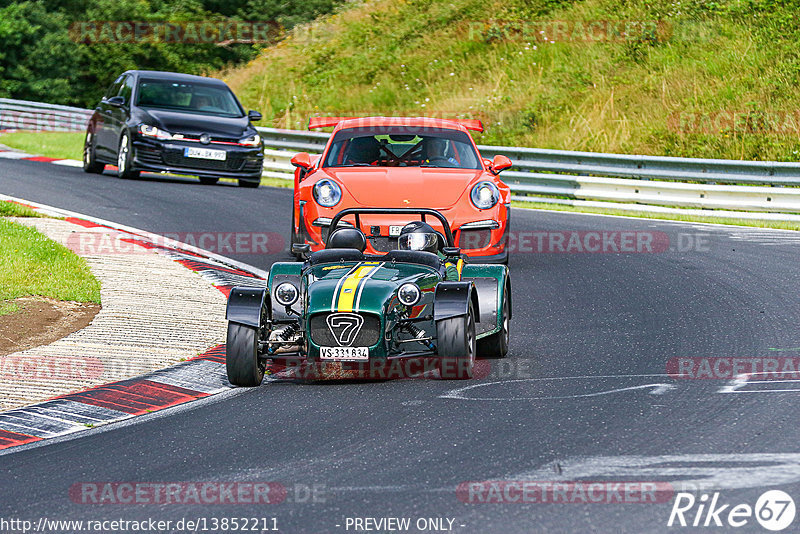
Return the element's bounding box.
[0,217,227,411]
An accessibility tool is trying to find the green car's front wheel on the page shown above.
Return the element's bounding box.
[436,304,476,379]
[477,288,509,359]
[226,322,264,387]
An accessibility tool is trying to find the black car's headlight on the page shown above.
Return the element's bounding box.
[313,179,342,207]
[239,134,261,147]
[138,124,176,140]
[470,181,500,209]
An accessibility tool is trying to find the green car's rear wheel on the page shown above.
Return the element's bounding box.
[436,303,476,379]
[226,322,264,387]
[477,287,509,358]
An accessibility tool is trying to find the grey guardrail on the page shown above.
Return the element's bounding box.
[0,98,92,132]
[2,98,798,218]
[256,126,800,216]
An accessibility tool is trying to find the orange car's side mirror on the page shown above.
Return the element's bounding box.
[291,152,312,169]
[491,155,512,174]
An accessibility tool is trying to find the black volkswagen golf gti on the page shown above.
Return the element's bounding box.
[83,70,264,187]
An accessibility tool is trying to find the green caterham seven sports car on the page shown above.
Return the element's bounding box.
[225,208,511,384]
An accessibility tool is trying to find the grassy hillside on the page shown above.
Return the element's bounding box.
[224,0,800,161]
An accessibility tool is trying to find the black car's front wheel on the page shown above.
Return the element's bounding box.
[117,134,140,179]
[436,303,476,379]
[238,179,260,188]
[226,322,265,387]
[82,131,104,174]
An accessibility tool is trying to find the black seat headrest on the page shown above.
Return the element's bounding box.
[327,227,367,252]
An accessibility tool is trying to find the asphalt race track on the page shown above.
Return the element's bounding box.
[2,159,800,533]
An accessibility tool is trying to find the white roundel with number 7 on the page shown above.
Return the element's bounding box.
[326,313,364,346]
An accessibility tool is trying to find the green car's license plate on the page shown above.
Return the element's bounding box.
[320,347,369,361]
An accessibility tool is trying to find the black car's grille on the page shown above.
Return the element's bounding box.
[243,159,264,172]
[137,147,163,165]
[309,313,382,347]
[458,229,492,250]
[162,149,247,171]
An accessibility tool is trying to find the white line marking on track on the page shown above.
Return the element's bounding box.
[440,374,676,401]
[718,373,800,393]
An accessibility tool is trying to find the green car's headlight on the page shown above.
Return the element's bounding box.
[313,179,342,207]
[274,282,299,306]
[398,283,421,306]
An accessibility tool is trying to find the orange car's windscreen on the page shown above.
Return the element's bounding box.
[323,127,482,169]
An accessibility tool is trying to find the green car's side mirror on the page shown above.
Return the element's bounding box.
[442,246,461,257]
[292,243,311,258]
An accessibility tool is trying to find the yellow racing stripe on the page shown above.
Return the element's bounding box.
[335,262,381,312]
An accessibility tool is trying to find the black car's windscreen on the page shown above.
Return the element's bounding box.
[136,79,244,117]
[323,127,482,169]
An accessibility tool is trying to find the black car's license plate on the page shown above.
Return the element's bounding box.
[184,147,226,161]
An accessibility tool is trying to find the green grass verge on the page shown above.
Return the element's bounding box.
[0,201,43,218]
[0,219,101,317]
[0,131,84,161]
[511,200,800,231]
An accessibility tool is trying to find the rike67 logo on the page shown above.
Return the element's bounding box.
[668,490,795,531]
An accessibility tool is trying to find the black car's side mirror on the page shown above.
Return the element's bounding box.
[292,243,311,258]
[248,110,262,121]
[442,246,461,257]
[107,96,125,107]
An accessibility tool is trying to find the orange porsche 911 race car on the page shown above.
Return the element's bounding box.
[289,116,513,263]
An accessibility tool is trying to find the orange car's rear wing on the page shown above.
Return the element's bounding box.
[457,119,484,133]
[308,117,350,130]
[308,116,484,133]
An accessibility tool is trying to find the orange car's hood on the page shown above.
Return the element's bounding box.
[319,167,484,208]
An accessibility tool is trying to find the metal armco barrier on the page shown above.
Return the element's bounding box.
[256,126,800,217]
[0,98,92,132]
[2,99,798,219]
